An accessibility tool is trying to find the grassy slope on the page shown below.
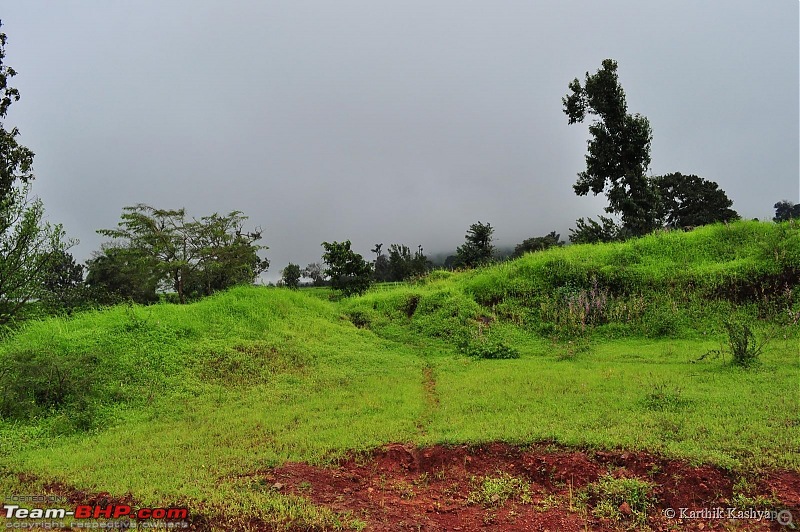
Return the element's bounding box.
[0,221,798,527]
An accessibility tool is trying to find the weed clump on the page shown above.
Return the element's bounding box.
[724,319,765,367]
[579,474,655,526]
[467,472,532,507]
[641,381,689,411]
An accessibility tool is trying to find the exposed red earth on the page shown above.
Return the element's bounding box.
[7,442,799,531]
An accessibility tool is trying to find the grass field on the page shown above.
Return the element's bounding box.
[0,220,798,529]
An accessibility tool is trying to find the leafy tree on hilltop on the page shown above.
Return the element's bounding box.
[98,205,268,303]
[321,240,373,296]
[654,173,739,228]
[512,231,564,258]
[455,221,495,268]
[774,200,800,222]
[563,59,659,237]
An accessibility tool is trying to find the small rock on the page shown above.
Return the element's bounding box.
[619,502,632,516]
[697,523,705,530]
[272,482,284,490]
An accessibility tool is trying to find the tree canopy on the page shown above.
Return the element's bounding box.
[281,263,301,289]
[455,221,495,268]
[654,173,738,228]
[563,59,659,237]
[97,205,268,303]
[512,231,563,258]
[774,201,800,222]
[321,240,373,296]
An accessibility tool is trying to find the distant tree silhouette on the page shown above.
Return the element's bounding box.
[774,200,800,222]
[455,221,495,268]
[512,231,564,258]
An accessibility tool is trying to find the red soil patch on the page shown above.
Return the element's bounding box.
[8,444,799,530]
[258,443,799,531]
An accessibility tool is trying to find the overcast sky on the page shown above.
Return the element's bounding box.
[2,1,798,280]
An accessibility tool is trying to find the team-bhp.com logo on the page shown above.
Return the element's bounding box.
[4,503,189,520]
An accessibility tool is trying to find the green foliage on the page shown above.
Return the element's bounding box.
[387,244,429,281]
[0,22,34,202]
[0,347,101,431]
[0,24,74,327]
[97,205,268,303]
[569,216,620,244]
[39,250,89,315]
[579,474,655,525]
[281,263,302,289]
[564,59,659,236]
[85,246,160,304]
[0,186,74,326]
[459,336,520,360]
[455,221,495,268]
[774,200,800,222]
[724,319,765,367]
[321,240,373,296]
[0,221,798,528]
[302,262,326,287]
[654,173,739,228]
[511,231,563,258]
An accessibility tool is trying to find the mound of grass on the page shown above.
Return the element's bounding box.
[0,221,797,528]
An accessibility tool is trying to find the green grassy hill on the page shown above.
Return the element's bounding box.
[1,220,798,528]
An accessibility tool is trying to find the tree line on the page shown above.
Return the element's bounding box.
[1,21,798,325]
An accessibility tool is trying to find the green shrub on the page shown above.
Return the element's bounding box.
[459,338,519,360]
[724,319,764,367]
[0,348,102,428]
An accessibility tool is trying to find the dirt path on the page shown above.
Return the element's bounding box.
[415,362,440,437]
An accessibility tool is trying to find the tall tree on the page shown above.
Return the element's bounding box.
[563,59,659,237]
[321,240,373,296]
[0,22,34,203]
[455,221,495,268]
[654,173,738,228]
[0,22,72,325]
